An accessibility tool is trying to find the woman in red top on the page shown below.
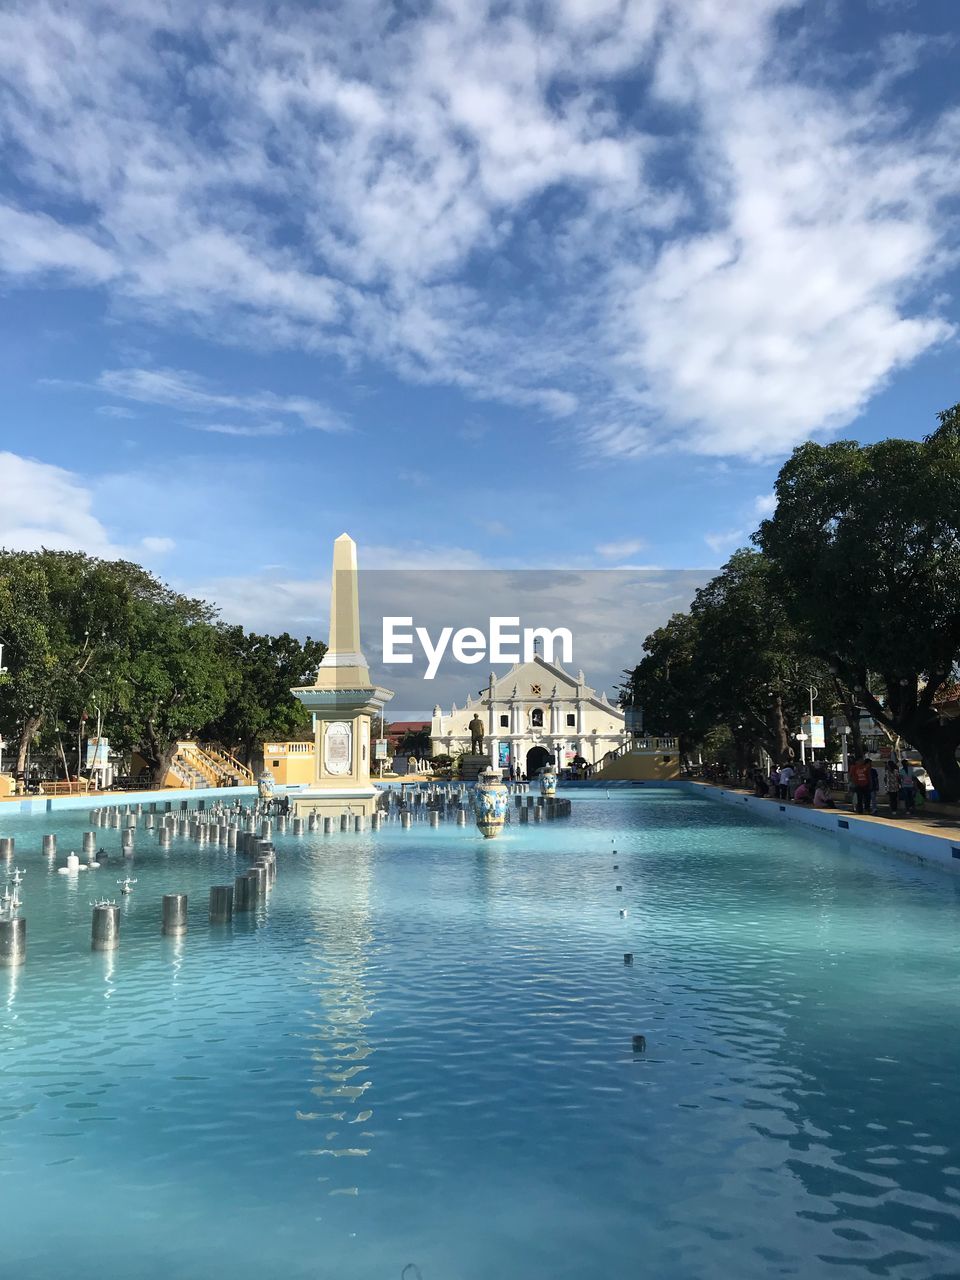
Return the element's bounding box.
[849,755,873,815]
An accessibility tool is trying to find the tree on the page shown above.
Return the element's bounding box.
[121,589,233,787]
[397,726,432,759]
[624,553,833,767]
[756,405,960,799]
[622,611,709,760]
[202,628,326,764]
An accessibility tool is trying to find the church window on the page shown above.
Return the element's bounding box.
[530,683,542,696]
[500,714,509,727]
[531,708,544,728]
[566,713,576,727]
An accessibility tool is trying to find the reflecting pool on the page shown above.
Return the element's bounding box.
[2,788,960,1279]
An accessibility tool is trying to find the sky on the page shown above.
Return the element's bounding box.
[0,0,958,713]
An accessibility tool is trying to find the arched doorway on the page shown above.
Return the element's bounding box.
[526,745,554,778]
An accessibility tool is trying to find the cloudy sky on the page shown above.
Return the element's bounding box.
[0,0,957,707]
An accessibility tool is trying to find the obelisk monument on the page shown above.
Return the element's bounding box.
[291,534,393,818]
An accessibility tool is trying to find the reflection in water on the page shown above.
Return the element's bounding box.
[301,846,376,1195]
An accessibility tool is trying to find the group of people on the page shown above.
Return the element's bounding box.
[752,756,923,817]
[846,755,922,817]
[753,762,836,809]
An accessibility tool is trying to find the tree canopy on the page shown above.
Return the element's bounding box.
[0,550,325,786]
[625,405,960,799]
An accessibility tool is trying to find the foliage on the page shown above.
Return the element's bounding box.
[0,549,327,788]
[203,628,326,763]
[756,404,960,798]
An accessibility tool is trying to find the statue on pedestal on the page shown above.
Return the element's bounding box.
[468,714,485,756]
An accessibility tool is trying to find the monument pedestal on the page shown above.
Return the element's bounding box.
[289,534,393,821]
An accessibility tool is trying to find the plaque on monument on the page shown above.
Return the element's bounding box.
[324,722,352,775]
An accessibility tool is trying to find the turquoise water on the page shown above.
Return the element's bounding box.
[2,788,960,1279]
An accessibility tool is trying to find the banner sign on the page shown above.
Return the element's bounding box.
[801,715,825,749]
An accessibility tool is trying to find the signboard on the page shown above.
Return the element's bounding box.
[498,742,510,767]
[86,737,110,768]
[801,715,825,749]
[374,738,389,761]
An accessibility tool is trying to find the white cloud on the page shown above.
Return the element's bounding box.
[0,203,116,282]
[0,2,957,458]
[191,422,288,438]
[95,367,345,432]
[596,538,646,559]
[140,535,175,553]
[0,452,120,555]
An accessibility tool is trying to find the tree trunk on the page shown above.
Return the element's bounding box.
[770,693,791,763]
[910,723,960,802]
[15,713,42,776]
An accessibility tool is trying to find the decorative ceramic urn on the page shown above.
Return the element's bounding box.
[474,765,509,838]
[539,764,558,797]
[257,769,277,802]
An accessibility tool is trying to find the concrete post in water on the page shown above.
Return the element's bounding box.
[292,817,304,836]
[401,812,412,829]
[234,873,252,912]
[340,813,349,832]
[456,808,467,826]
[246,865,266,900]
[83,831,96,853]
[354,815,364,833]
[307,813,317,832]
[0,837,14,858]
[110,811,121,829]
[209,885,234,922]
[145,814,155,830]
[519,806,529,823]
[158,826,172,848]
[371,812,382,831]
[122,829,135,854]
[260,820,272,840]
[276,815,287,833]
[429,811,440,828]
[227,826,237,849]
[162,894,188,935]
[323,816,333,835]
[42,833,57,856]
[197,800,205,811]
[0,917,26,967]
[91,903,120,951]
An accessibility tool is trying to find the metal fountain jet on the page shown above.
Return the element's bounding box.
[117,877,138,895]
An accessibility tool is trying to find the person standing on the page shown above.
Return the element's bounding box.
[778,762,794,800]
[869,761,880,816]
[899,762,917,816]
[884,759,900,816]
[848,754,872,815]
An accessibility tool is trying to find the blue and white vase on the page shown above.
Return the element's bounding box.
[257,770,277,802]
[539,765,558,798]
[474,766,508,838]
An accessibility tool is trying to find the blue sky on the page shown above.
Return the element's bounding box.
[0,0,958,683]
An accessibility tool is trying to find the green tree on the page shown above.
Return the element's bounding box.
[624,552,832,767]
[121,589,233,787]
[202,628,326,764]
[397,726,432,758]
[756,405,960,799]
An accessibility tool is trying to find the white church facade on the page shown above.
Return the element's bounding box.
[430,656,630,776]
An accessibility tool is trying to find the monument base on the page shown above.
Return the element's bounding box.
[292,786,381,819]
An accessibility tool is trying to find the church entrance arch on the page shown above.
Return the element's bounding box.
[526,745,553,778]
